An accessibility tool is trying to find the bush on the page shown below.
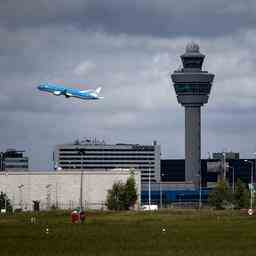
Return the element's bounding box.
[233,179,249,209]
[106,175,137,211]
[208,181,233,209]
[0,191,13,213]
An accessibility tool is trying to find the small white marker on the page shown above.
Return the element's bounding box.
[248,208,254,216]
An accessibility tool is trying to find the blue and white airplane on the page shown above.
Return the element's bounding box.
[38,82,103,100]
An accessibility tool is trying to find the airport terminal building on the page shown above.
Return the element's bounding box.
[54,139,161,183]
[0,149,29,172]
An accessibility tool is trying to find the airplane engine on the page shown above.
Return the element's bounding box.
[53,91,61,96]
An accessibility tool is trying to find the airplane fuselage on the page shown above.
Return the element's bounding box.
[38,83,103,100]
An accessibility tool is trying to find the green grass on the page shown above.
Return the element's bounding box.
[1,209,256,256]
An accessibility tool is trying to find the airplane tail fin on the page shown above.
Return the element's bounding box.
[95,87,102,95]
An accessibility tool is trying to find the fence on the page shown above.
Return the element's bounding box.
[10,200,107,212]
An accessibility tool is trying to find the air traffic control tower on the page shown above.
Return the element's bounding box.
[171,43,215,186]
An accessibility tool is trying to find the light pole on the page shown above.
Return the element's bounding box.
[226,164,235,193]
[18,184,24,210]
[244,160,253,210]
[160,173,164,209]
[148,162,151,207]
[222,152,226,181]
[77,148,86,210]
[4,171,8,212]
[197,173,202,209]
[46,184,52,210]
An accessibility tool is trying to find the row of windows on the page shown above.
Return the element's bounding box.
[141,175,155,178]
[174,84,211,94]
[59,162,155,165]
[59,157,155,161]
[59,153,155,156]
[61,166,155,170]
[59,148,155,152]
[5,165,29,168]
[4,159,28,163]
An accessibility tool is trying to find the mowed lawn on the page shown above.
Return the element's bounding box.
[1,210,256,256]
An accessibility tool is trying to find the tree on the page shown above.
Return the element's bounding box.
[124,175,138,210]
[106,181,126,211]
[208,180,233,209]
[0,192,12,213]
[106,175,138,211]
[233,179,249,209]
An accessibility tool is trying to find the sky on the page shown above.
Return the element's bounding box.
[1,0,256,170]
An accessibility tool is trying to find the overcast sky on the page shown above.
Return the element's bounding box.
[1,0,256,170]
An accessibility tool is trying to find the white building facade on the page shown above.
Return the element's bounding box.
[54,140,161,183]
[0,170,141,211]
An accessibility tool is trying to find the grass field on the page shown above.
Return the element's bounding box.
[1,209,256,256]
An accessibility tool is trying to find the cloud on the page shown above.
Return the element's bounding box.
[73,61,95,76]
[1,3,256,169]
[1,0,256,37]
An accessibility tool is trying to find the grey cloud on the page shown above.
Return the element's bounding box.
[1,0,256,37]
[1,19,256,169]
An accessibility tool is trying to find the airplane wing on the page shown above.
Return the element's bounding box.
[65,92,73,97]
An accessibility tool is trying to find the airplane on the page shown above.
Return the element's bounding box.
[37,82,103,100]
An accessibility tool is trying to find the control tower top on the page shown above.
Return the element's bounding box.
[171,43,214,106]
[186,42,200,53]
[180,42,205,71]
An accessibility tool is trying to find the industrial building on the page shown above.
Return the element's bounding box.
[161,158,255,186]
[0,149,29,172]
[0,169,141,211]
[54,139,161,183]
[140,158,256,206]
[212,152,240,160]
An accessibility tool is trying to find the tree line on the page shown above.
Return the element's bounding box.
[208,179,252,209]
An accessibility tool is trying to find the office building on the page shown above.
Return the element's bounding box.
[54,139,161,182]
[1,149,29,172]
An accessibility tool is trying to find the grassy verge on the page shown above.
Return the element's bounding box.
[1,209,255,256]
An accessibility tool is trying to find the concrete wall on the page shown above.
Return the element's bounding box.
[0,170,141,211]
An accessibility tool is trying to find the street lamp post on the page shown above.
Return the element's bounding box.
[222,152,228,182]
[245,160,254,210]
[46,184,52,210]
[18,184,24,210]
[226,165,235,193]
[4,172,8,212]
[160,173,164,209]
[77,148,86,210]
[197,173,202,209]
[199,177,202,209]
[148,163,151,207]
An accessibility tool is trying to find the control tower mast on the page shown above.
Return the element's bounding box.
[171,43,215,186]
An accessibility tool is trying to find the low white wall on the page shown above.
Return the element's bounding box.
[0,170,141,211]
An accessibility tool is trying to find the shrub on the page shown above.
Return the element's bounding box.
[208,180,233,209]
[0,191,13,213]
[233,179,249,209]
[106,175,137,211]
